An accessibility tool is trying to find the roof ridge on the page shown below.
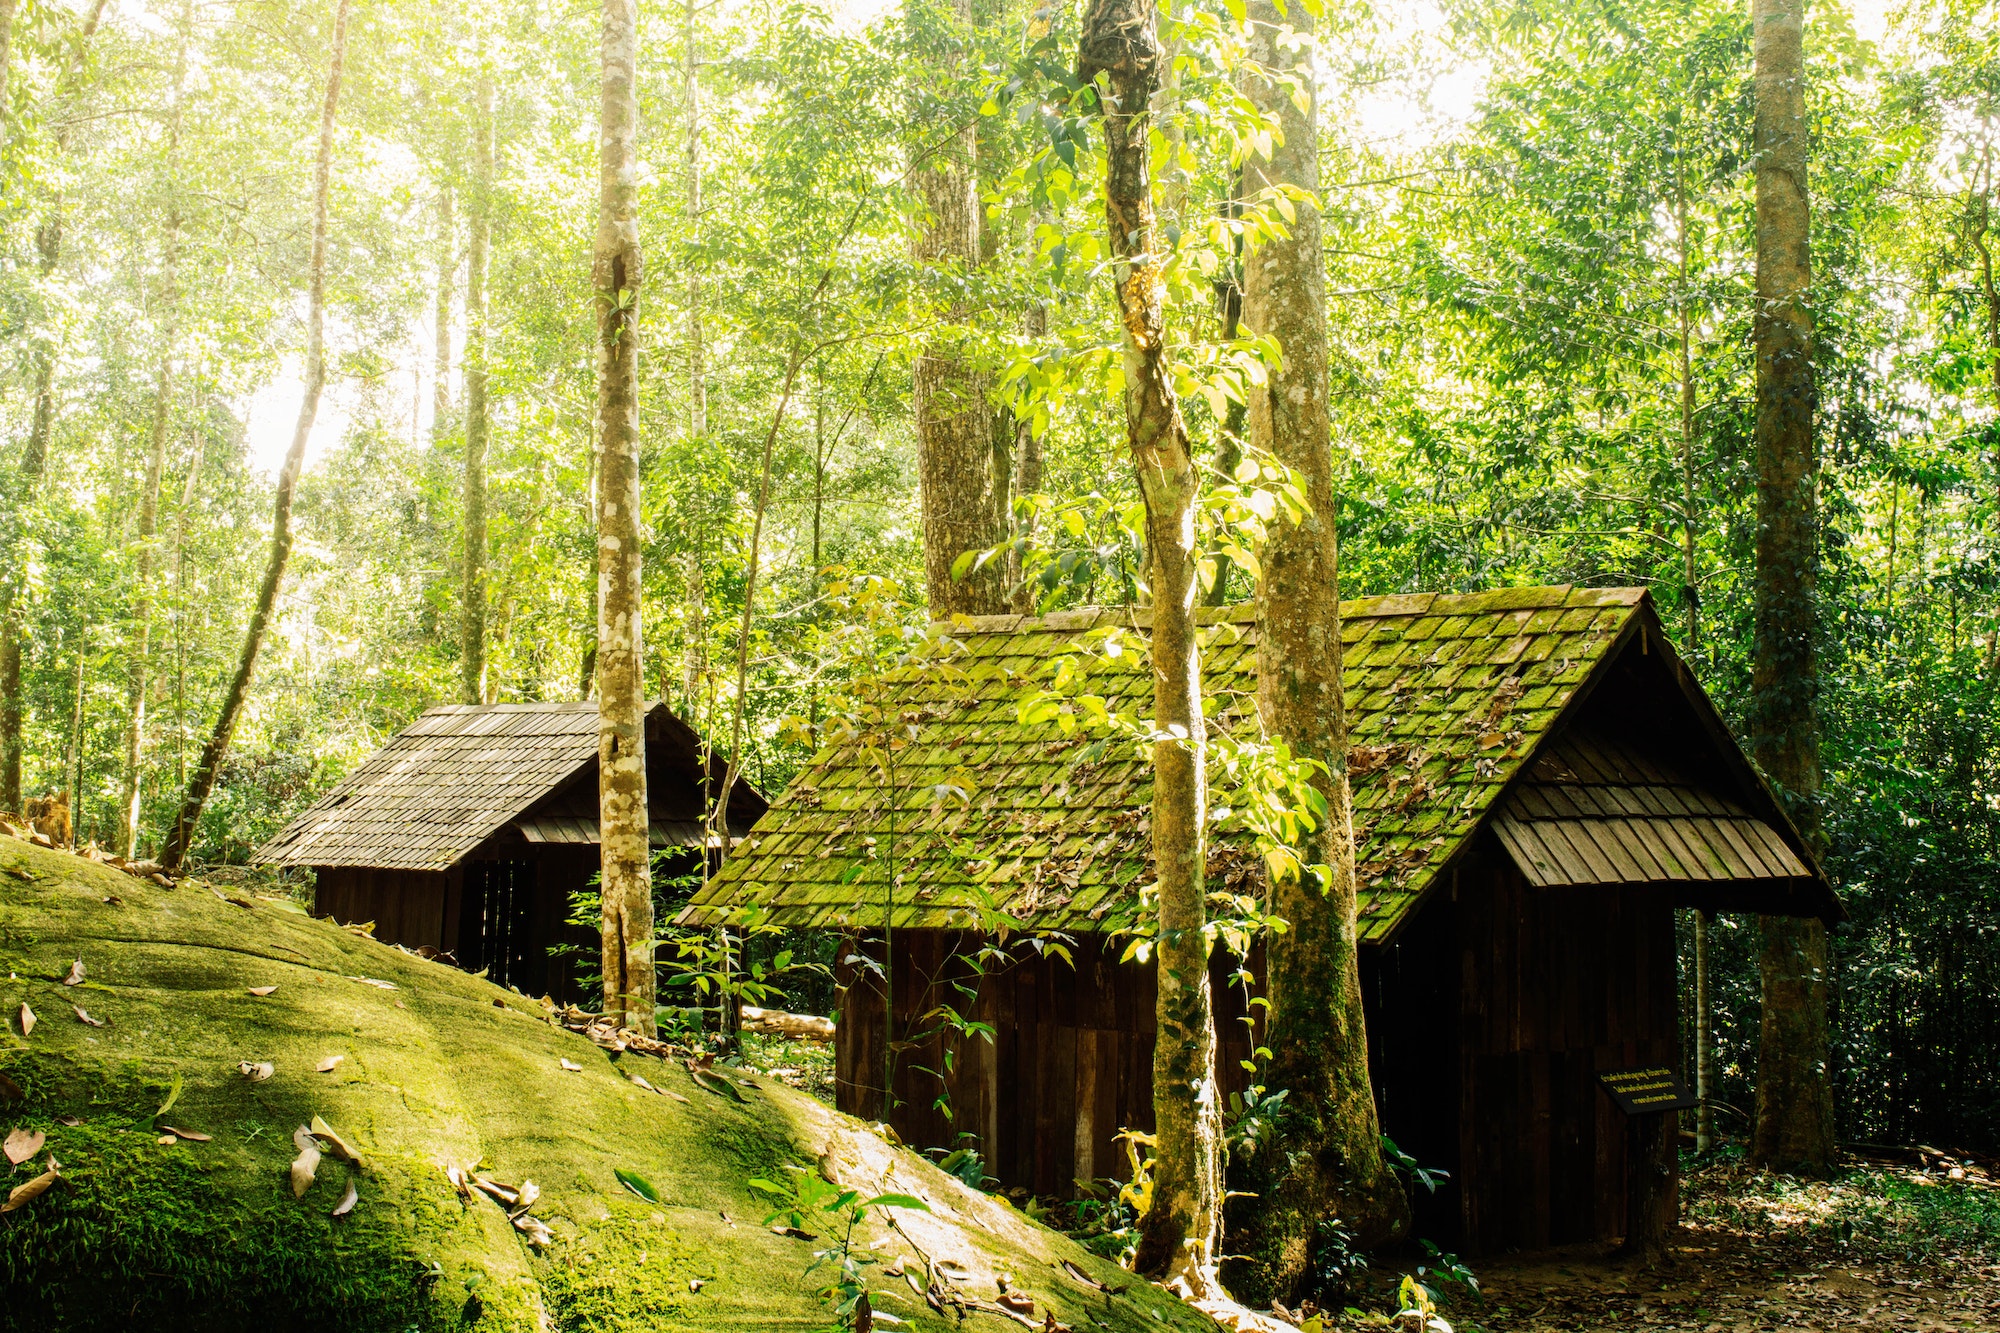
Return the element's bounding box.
[927,586,1648,636]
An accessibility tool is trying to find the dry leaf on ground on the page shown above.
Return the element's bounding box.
[158,1126,211,1142]
[332,1177,358,1217]
[0,1156,58,1214]
[247,986,277,997]
[4,1128,45,1165]
[239,1061,275,1081]
[316,1055,343,1073]
[61,959,83,986]
[73,1006,104,1027]
[559,1059,582,1072]
[18,1004,33,1037]
[309,1115,363,1167]
[289,1125,320,1197]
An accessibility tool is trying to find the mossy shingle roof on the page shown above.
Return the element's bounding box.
[684,585,1654,943]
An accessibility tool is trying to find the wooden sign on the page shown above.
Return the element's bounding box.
[1598,1066,1698,1115]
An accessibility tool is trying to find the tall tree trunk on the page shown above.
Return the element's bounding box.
[1673,169,1717,1154]
[1,0,112,814]
[594,0,654,1036]
[120,3,192,858]
[461,75,493,706]
[160,0,350,872]
[911,0,1007,618]
[684,0,705,442]
[120,208,180,858]
[432,188,454,443]
[1080,0,1220,1288]
[1748,0,1833,1176]
[1227,4,1407,1300]
[1006,297,1045,614]
[0,0,17,132]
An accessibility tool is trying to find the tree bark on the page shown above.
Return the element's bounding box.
[594,0,654,1036]
[432,188,454,443]
[2,0,115,815]
[1748,0,1833,1176]
[160,0,350,871]
[911,0,1007,618]
[121,217,179,858]
[684,0,705,442]
[1226,4,1408,1300]
[462,75,493,706]
[1079,0,1220,1288]
[122,7,193,858]
[0,0,17,132]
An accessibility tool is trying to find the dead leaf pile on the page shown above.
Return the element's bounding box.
[462,1170,553,1250]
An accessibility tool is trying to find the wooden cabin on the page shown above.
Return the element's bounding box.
[681,587,1840,1255]
[259,702,765,1003]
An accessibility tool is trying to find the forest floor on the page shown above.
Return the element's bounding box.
[1428,1156,2000,1333]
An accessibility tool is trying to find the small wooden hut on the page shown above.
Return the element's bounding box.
[260,702,765,1002]
[682,587,1840,1254]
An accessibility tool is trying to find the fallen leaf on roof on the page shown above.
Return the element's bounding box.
[61,959,84,986]
[1,1156,58,1213]
[997,1292,1035,1314]
[73,1005,105,1027]
[627,1072,658,1093]
[247,986,277,996]
[559,1058,583,1072]
[239,1061,274,1082]
[0,1074,20,1103]
[4,1129,45,1165]
[18,1004,33,1037]
[158,1125,211,1142]
[332,1177,359,1217]
[513,1180,541,1214]
[471,1175,519,1206]
[513,1213,553,1248]
[55,1115,81,1128]
[770,1225,816,1240]
[290,1126,321,1197]
[346,976,397,990]
[316,1055,343,1074]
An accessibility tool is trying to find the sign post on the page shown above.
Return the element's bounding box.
[1598,1065,1696,1258]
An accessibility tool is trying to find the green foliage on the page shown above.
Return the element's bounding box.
[746,1165,931,1330]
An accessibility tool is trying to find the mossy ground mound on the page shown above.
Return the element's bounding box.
[0,840,1216,1332]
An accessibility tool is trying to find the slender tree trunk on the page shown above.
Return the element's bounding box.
[1673,172,1717,1153]
[461,76,493,705]
[121,208,179,858]
[0,0,17,131]
[1227,4,1407,1299]
[1205,172,1246,608]
[1079,0,1220,1288]
[433,188,454,442]
[1007,295,1046,614]
[1695,910,1715,1150]
[594,0,654,1035]
[1748,0,1833,1176]
[912,0,1007,618]
[684,0,705,442]
[160,0,350,872]
[2,0,113,814]
[120,6,193,858]
[66,643,84,847]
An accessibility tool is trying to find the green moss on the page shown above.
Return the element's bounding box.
[0,839,1218,1333]
[0,1123,456,1332]
[539,1201,712,1331]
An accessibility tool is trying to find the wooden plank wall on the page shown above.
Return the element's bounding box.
[314,866,456,950]
[1453,854,1679,1254]
[837,933,1259,1198]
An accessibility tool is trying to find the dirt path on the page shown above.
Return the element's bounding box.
[1418,1162,2000,1332]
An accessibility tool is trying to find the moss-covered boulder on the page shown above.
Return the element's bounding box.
[0,840,1215,1332]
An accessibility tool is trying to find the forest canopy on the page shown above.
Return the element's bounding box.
[0,0,1995,1196]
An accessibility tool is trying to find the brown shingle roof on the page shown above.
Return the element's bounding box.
[681,585,1673,941]
[258,703,682,872]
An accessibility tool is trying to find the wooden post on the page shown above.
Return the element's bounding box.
[1621,1110,1676,1261]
